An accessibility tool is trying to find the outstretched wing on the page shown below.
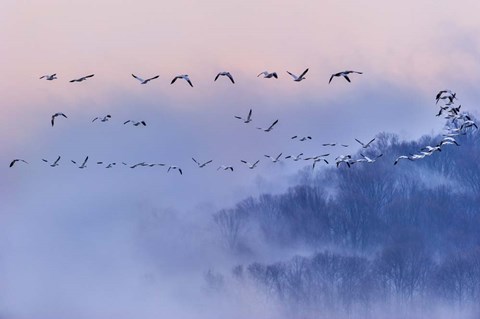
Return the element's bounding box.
[267,119,279,130]
[299,68,309,78]
[132,74,144,82]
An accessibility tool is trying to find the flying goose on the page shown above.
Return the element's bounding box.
[335,155,354,168]
[394,155,412,165]
[42,156,61,167]
[460,120,478,130]
[291,135,312,141]
[192,158,213,168]
[39,73,57,81]
[167,165,183,175]
[286,68,309,82]
[329,70,363,84]
[421,145,442,153]
[357,153,383,163]
[257,119,278,132]
[217,165,234,171]
[124,120,146,126]
[171,75,193,87]
[355,138,376,148]
[241,160,260,169]
[51,112,67,127]
[322,143,349,147]
[214,72,235,84]
[285,153,304,161]
[234,109,253,123]
[9,159,28,167]
[69,74,94,82]
[264,153,282,163]
[257,71,278,79]
[131,74,160,84]
[130,162,147,168]
[71,156,89,169]
[304,154,330,169]
[92,115,111,122]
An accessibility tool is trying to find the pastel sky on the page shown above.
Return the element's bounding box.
[1,0,480,318]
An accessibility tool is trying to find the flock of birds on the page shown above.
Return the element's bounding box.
[393,90,475,165]
[8,70,477,175]
[37,68,364,86]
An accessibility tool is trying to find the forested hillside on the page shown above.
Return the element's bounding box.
[212,117,480,318]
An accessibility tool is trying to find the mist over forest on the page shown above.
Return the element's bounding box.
[209,116,480,319]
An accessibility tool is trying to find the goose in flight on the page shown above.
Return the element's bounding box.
[71,156,89,169]
[131,74,160,84]
[214,72,235,84]
[70,74,94,82]
[241,160,260,169]
[286,68,309,82]
[167,165,183,175]
[39,73,57,81]
[439,137,460,147]
[192,158,213,168]
[394,155,412,165]
[285,153,304,161]
[217,165,234,171]
[460,120,478,130]
[264,153,282,163]
[257,119,278,132]
[435,90,456,104]
[329,70,363,84]
[234,109,253,123]
[322,143,349,147]
[335,155,354,168]
[257,71,278,79]
[357,153,383,163]
[421,145,442,153]
[130,162,147,168]
[9,159,28,167]
[291,135,312,141]
[92,115,111,122]
[355,138,376,148]
[51,112,67,127]
[305,154,330,169]
[42,156,61,167]
[124,120,146,126]
[171,75,193,87]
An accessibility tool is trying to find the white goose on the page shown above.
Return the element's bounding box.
[235,109,253,123]
[70,74,94,82]
[39,73,57,81]
[241,160,260,169]
[71,156,89,169]
[9,159,28,167]
[264,153,282,163]
[285,153,303,161]
[192,158,213,168]
[257,119,278,132]
[132,74,160,84]
[171,75,193,87]
[329,70,362,84]
[214,72,235,84]
[124,120,146,126]
[51,112,67,127]
[257,71,278,79]
[357,153,383,163]
[217,165,234,172]
[355,138,376,148]
[42,156,61,167]
[167,165,183,175]
[92,115,111,122]
[286,68,308,82]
